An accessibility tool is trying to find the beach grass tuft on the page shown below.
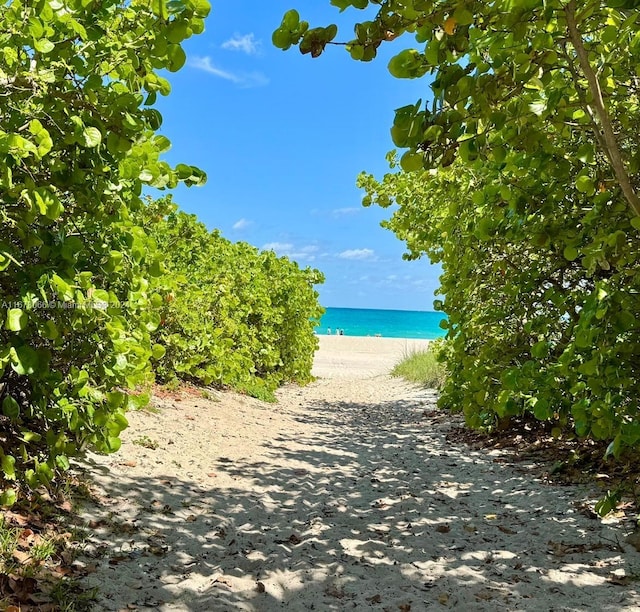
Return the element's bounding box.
[392,343,446,389]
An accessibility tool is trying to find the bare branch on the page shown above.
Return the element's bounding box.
[564,0,640,217]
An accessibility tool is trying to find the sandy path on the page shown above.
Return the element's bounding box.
[76,339,640,611]
[312,336,431,379]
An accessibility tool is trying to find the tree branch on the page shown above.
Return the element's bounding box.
[559,42,611,159]
[564,0,640,216]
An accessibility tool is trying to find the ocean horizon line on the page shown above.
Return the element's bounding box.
[317,306,446,340]
[321,305,439,314]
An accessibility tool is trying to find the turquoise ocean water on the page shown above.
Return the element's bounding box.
[317,307,446,340]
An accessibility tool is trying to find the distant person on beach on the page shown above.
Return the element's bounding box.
[339,329,344,336]
[327,328,331,335]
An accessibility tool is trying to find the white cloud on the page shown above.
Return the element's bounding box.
[332,207,361,217]
[189,56,238,81]
[232,218,251,230]
[290,253,317,262]
[262,242,319,262]
[189,56,268,88]
[338,248,376,261]
[262,242,294,252]
[222,33,261,55]
[310,207,362,218]
[411,279,431,291]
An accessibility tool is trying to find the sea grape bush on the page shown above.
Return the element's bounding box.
[360,156,640,457]
[0,0,208,503]
[278,2,640,461]
[143,198,324,401]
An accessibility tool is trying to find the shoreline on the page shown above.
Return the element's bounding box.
[314,332,440,341]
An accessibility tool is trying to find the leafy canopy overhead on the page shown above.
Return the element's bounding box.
[275,1,640,217]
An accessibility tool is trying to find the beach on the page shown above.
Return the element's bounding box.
[312,335,431,379]
[76,336,640,611]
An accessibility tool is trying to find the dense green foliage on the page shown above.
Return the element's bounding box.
[144,198,324,401]
[0,0,208,502]
[361,156,640,453]
[275,1,640,214]
[277,2,640,462]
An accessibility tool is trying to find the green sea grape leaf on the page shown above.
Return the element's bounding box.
[6,309,27,331]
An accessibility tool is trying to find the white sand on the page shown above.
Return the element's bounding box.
[76,337,640,611]
[312,335,431,379]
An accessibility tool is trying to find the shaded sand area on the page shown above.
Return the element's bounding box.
[76,337,640,610]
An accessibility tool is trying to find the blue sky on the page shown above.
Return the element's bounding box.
[154,1,441,311]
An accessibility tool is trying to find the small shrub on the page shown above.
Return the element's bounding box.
[145,200,324,397]
[392,341,447,389]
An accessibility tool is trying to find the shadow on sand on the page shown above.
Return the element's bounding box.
[77,386,640,611]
